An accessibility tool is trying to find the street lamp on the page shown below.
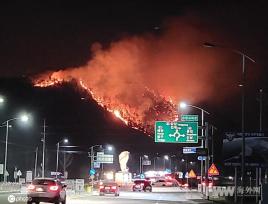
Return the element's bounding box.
[140,155,149,174]
[0,96,4,104]
[56,138,69,178]
[179,102,210,187]
[2,114,29,182]
[203,42,256,202]
[107,145,113,152]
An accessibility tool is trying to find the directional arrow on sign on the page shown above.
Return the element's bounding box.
[17,170,22,177]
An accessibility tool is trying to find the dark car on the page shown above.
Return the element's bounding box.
[132,180,152,192]
[27,178,66,204]
[99,182,119,196]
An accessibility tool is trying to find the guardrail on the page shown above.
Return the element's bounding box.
[0,182,21,192]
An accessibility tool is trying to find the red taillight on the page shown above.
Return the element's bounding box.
[27,184,35,190]
[49,185,59,191]
[111,186,117,190]
[183,183,189,187]
[202,182,206,186]
[99,185,104,189]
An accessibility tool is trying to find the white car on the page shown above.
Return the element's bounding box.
[152,179,176,187]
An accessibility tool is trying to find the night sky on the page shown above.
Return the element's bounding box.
[0,1,268,179]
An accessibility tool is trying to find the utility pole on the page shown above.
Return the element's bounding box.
[241,55,246,204]
[63,151,66,178]
[56,142,60,178]
[205,122,209,178]
[42,119,46,178]
[34,147,38,178]
[259,89,263,132]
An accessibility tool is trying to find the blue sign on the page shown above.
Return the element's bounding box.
[89,169,96,176]
[183,147,196,154]
[165,169,171,173]
[197,156,206,161]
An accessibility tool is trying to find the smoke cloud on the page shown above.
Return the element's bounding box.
[35,17,234,132]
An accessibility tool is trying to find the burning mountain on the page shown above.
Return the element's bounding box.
[33,19,230,135]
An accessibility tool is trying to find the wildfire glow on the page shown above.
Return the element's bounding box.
[32,20,227,135]
[34,73,178,134]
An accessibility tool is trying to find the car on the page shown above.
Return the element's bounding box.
[27,178,66,204]
[152,179,177,187]
[99,182,119,196]
[132,180,152,192]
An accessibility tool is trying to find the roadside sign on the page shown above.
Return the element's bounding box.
[14,170,18,180]
[96,152,114,164]
[75,179,84,192]
[183,147,196,154]
[196,148,208,156]
[0,164,3,174]
[89,169,96,176]
[94,162,101,168]
[19,177,25,184]
[26,171,32,183]
[197,156,206,161]
[188,169,196,178]
[181,115,198,122]
[142,160,151,166]
[208,163,220,176]
[17,170,22,177]
[155,121,198,143]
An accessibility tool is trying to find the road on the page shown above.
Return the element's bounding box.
[0,191,212,204]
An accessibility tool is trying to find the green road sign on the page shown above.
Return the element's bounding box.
[181,115,198,122]
[155,121,198,143]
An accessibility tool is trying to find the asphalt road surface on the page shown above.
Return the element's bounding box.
[0,191,212,204]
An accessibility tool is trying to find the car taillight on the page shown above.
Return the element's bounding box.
[27,184,35,190]
[111,186,117,190]
[183,183,189,187]
[49,185,59,191]
[202,182,206,186]
[99,185,104,189]
[209,182,213,187]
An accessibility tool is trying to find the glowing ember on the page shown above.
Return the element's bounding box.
[113,110,128,125]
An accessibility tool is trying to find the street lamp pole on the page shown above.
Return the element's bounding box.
[259,89,263,132]
[179,102,210,187]
[2,115,29,182]
[56,142,60,177]
[42,119,46,178]
[56,138,68,178]
[203,42,256,203]
[34,147,38,178]
[4,120,9,182]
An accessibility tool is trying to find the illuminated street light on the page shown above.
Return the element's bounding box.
[20,115,29,122]
[0,96,4,104]
[164,155,169,160]
[107,145,113,151]
[179,102,187,109]
[2,114,30,182]
[56,138,69,178]
[179,101,210,187]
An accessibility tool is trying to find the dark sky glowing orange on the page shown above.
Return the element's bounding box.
[34,19,236,134]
